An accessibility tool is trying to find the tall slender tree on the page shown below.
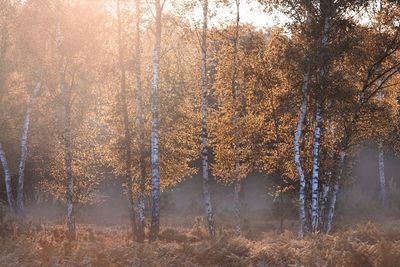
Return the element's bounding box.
[16,77,42,214]
[134,0,147,243]
[325,21,400,232]
[377,77,387,207]
[310,2,331,233]
[200,0,216,237]
[149,0,162,242]
[0,0,15,213]
[294,0,312,238]
[0,143,15,212]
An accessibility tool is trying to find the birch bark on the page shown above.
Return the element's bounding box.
[0,3,14,213]
[295,59,310,239]
[149,0,162,242]
[200,0,216,237]
[378,142,386,207]
[377,78,386,207]
[310,104,322,232]
[326,152,345,234]
[0,143,16,213]
[294,0,312,238]
[16,79,42,213]
[134,0,146,243]
[310,15,330,233]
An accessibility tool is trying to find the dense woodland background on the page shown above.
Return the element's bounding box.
[1,0,400,265]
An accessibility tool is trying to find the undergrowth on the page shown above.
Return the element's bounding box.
[1,214,400,267]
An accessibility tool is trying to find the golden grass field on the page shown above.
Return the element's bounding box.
[2,213,400,267]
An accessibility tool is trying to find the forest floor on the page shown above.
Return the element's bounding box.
[1,212,400,267]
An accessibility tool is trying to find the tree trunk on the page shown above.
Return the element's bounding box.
[294,0,312,239]
[149,0,162,242]
[56,2,76,240]
[117,0,137,242]
[310,15,330,233]
[377,77,386,208]
[378,142,386,207]
[233,181,241,234]
[326,152,345,234]
[279,187,284,233]
[319,183,329,230]
[0,143,16,213]
[294,59,310,238]
[0,3,14,214]
[134,0,146,243]
[310,104,322,233]
[200,0,216,237]
[231,0,241,235]
[16,79,42,214]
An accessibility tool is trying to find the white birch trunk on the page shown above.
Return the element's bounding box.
[295,0,312,239]
[149,0,162,242]
[0,143,16,213]
[378,142,386,207]
[201,0,216,237]
[377,78,386,207]
[134,0,146,243]
[310,15,330,233]
[326,152,345,234]
[310,105,322,232]
[16,80,41,213]
[295,60,310,239]
[117,0,137,241]
[0,7,14,213]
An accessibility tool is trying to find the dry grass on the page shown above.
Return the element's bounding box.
[1,214,400,267]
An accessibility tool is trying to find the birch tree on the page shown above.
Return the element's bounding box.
[0,0,16,213]
[149,0,162,242]
[260,0,315,238]
[310,1,332,233]
[134,0,146,243]
[99,9,200,242]
[0,1,14,213]
[200,0,216,237]
[294,0,312,237]
[0,0,45,214]
[0,143,15,212]
[15,78,42,213]
[325,15,400,232]
[39,0,107,219]
[377,77,387,207]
